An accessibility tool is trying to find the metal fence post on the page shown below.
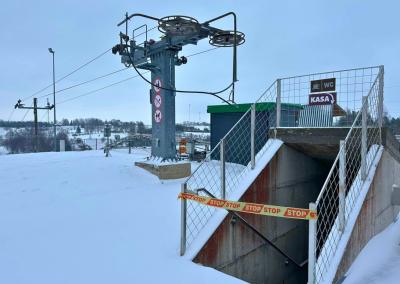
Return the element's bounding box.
[180,182,187,256]
[361,96,368,181]
[308,202,317,284]
[276,79,281,128]
[378,65,384,129]
[251,104,256,169]
[339,140,346,232]
[378,66,384,145]
[220,138,226,199]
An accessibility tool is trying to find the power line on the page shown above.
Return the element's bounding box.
[7,109,15,122]
[21,107,31,122]
[40,110,48,121]
[21,48,112,102]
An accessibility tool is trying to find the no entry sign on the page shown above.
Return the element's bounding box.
[309,92,337,105]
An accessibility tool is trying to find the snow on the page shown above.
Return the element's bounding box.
[0,150,244,284]
[0,127,8,138]
[185,139,284,259]
[316,145,384,284]
[0,146,8,155]
[343,213,400,284]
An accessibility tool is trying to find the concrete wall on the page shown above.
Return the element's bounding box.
[334,149,400,282]
[194,145,329,284]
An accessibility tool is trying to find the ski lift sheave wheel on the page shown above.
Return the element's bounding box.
[209,30,245,47]
[158,15,200,36]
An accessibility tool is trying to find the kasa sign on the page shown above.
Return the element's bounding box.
[309,92,337,105]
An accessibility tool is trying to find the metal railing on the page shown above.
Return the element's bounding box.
[309,66,384,284]
[181,66,383,260]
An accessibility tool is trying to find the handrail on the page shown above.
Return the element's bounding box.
[196,188,307,269]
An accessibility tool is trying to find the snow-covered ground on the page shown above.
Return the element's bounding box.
[343,213,400,284]
[0,149,243,284]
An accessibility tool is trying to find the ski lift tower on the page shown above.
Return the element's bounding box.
[112,12,245,160]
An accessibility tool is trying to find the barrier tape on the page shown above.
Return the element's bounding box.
[178,192,317,220]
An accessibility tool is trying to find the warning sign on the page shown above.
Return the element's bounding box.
[154,109,162,123]
[178,192,317,220]
[154,94,162,108]
[153,78,162,94]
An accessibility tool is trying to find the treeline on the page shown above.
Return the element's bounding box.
[384,117,400,135]
[0,118,151,134]
[3,129,71,154]
[0,118,210,133]
[0,120,51,128]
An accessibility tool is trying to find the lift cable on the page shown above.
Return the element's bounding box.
[40,46,218,101]
[57,72,148,105]
[185,47,219,58]
[55,46,222,105]
[20,26,160,104]
[36,67,129,100]
[21,48,112,102]
[5,46,222,122]
[124,47,234,105]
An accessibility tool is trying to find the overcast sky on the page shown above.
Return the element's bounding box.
[1,0,399,124]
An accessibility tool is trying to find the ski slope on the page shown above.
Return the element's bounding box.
[0,149,243,284]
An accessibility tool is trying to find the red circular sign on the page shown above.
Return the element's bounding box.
[153,78,162,94]
[154,94,162,108]
[154,109,162,123]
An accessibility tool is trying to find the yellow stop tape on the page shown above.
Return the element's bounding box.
[178,192,317,220]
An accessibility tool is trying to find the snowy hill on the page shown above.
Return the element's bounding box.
[0,149,243,284]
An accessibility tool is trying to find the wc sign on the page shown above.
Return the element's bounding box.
[310,78,336,93]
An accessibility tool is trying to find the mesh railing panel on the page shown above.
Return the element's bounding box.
[313,68,383,283]
[183,66,383,255]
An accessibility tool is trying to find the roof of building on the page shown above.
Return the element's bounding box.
[207,102,303,114]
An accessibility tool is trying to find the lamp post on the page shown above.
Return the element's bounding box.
[48,48,56,151]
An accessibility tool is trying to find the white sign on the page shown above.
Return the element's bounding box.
[309,92,337,105]
[153,78,162,94]
[154,109,162,123]
[154,94,162,108]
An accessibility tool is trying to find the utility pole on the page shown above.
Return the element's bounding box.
[46,98,50,124]
[188,104,191,124]
[48,48,57,151]
[14,98,54,152]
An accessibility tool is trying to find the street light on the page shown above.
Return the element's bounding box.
[48,48,57,151]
